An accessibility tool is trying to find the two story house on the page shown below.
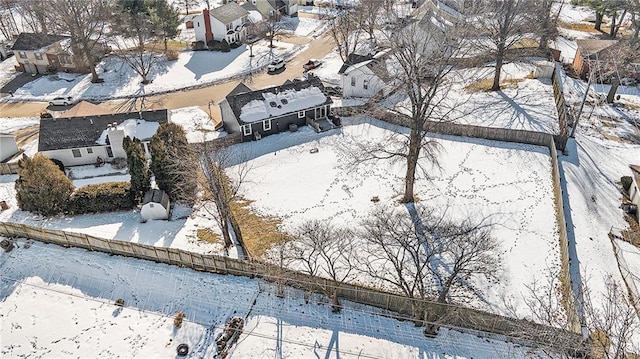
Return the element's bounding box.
[339,48,393,99]
[242,0,298,19]
[193,2,249,46]
[38,109,169,167]
[11,33,74,74]
[220,77,336,142]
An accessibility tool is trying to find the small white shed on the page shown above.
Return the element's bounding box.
[140,189,170,222]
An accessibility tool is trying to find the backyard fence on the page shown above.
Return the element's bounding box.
[552,62,571,149]
[375,111,581,333]
[0,220,587,356]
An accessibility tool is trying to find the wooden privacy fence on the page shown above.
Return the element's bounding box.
[377,111,581,333]
[0,221,586,356]
[552,62,571,148]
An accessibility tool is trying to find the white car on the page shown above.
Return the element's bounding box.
[267,58,285,73]
[49,96,75,106]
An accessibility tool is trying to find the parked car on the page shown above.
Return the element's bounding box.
[267,58,285,73]
[49,96,75,106]
[303,59,322,71]
[324,86,342,97]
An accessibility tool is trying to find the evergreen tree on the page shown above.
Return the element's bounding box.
[15,154,74,216]
[221,39,230,52]
[123,136,150,201]
[150,123,198,203]
[149,0,181,53]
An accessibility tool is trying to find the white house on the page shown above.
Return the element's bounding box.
[339,48,393,99]
[140,189,171,222]
[11,33,73,74]
[242,0,298,19]
[37,109,169,167]
[0,133,19,162]
[193,3,248,46]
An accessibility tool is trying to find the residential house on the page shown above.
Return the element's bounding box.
[242,0,297,19]
[572,39,618,79]
[629,165,640,222]
[0,134,19,162]
[38,109,169,167]
[140,189,171,222]
[193,3,249,46]
[339,48,393,99]
[219,76,335,142]
[11,33,73,74]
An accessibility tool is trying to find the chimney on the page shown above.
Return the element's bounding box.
[203,8,213,44]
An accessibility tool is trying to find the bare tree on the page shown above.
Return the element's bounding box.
[290,220,357,312]
[359,204,499,332]
[356,0,383,43]
[327,8,364,62]
[175,0,199,15]
[350,12,470,203]
[46,0,109,83]
[630,0,640,45]
[473,0,534,91]
[198,146,250,253]
[584,275,640,359]
[19,0,48,33]
[265,8,286,49]
[534,0,563,50]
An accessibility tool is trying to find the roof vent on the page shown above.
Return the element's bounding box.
[90,118,94,125]
[269,101,277,107]
[280,99,288,105]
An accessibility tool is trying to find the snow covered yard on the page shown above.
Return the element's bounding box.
[227,117,560,318]
[0,239,556,358]
[3,40,298,102]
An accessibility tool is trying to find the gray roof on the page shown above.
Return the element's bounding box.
[338,53,374,74]
[12,32,69,51]
[575,39,618,58]
[225,76,332,125]
[38,109,169,152]
[211,2,248,24]
[143,189,170,207]
[227,82,253,96]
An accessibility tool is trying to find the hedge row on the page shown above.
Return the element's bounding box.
[67,182,135,215]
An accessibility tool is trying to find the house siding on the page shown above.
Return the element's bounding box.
[630,180,640,221]
[16,43,78,74]
[42,146,113,167]
[341,67,385,98]
[572,49,588,78]
[0,136,19,162]
[211,17,246,43]
[238,105,330,142]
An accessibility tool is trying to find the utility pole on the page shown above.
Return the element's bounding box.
[570,70,593,138]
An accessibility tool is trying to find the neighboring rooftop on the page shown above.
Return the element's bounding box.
[59,101,112,118]
[575,39,618,58]
[225,77,331,124]
[211,2,248,24]
[38,109,169,152]
[11,32,69,51]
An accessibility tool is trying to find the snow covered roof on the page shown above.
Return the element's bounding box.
[38,109,169,152]
[211,2,248,24]
[225,77,331,125]
[12,32,69,52]
[96,119,161,145]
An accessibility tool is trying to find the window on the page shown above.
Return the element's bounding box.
[263,120,271,131]
[243,124,252,136]
[19,51,26,59]
[351,77,356,87]
[196,21,199,27]
[72,149,81,158]
[363,79,369,90]
[106,146,113,158]
[34,52,43,60]
[149,203,155,208]
[226,23,232,31]
[87,148,93,154]
[298,110,305,118]
[59,54,71,64]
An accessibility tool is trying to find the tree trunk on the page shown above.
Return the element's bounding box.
[595,11,603,31]
[402,127,421,203]
[90,65,99,83]
[331,289,341,313]
[610,13,617,38]
[164,37,168,53]
[491,44,504,91]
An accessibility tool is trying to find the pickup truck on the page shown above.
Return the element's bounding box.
[303,59,322,71]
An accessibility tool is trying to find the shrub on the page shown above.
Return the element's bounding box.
[111,157,128,169]
[221,39,230,52]
[15,154,74,216]
[67,182,134,214]
[166,49,179,61]
[621,176,633,194]
[123,137,150,202]
[192,41,205,50]
[174,311,185,328]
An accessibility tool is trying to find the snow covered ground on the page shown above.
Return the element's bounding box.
[227,117,560,318]
[4,41,298,102]
[0,239,556,359]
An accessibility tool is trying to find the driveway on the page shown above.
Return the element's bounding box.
[1,32,337,121]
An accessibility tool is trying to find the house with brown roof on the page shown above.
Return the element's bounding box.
[193,2,249,46]
[572,39,618,79]
[11,32,74,74]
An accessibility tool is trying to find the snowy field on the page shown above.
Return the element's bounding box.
[227,117,560,318]
[0,239,555,359]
